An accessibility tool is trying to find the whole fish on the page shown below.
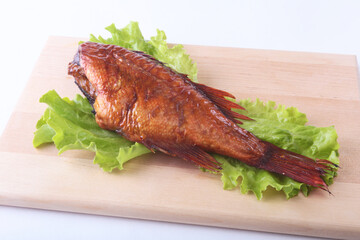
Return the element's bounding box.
[68,42,336,191]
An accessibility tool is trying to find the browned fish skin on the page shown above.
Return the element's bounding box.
[68,42,335,191]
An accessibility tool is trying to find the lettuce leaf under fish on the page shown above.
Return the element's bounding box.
[34,22,339,199]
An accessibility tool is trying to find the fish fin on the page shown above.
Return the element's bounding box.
[141,139,222,172]
[255,142,336,191]
[193,83,252,124]
[193,82,235,99]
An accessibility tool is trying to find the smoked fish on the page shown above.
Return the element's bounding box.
[68,42,336,191]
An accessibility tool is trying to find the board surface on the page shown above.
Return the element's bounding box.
[1,36,359,239]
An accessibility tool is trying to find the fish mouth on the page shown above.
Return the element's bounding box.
[68,49,98,111]
[72,50,80,66]
[74,77,96,106]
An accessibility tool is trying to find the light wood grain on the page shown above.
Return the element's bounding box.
[0,36,359,239]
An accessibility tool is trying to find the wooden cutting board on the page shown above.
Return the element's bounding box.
[1,36,359,239]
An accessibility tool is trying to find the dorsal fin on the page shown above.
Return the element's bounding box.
[193,82,252,124]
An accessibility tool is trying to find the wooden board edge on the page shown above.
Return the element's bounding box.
[0,196,358,240]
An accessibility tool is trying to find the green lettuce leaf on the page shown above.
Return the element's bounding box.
[34,22,339,199]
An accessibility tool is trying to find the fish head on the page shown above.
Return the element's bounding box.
[69,42,126,102]
[68,43,98,105]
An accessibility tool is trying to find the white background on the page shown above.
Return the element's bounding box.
[1,0,359,239]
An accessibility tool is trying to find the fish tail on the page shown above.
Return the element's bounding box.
[256,142,337,191]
